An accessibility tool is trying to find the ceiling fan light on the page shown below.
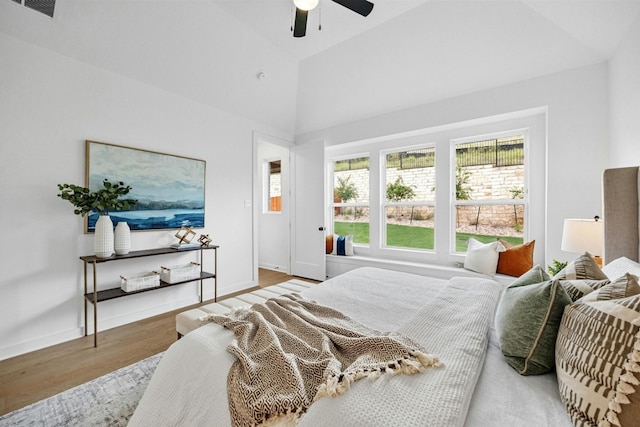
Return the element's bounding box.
[294,0,319,11]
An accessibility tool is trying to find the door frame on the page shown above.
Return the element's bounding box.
[252,132,293,283]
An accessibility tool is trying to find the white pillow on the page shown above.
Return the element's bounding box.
[601,256,640,279]
[464,238,505,276]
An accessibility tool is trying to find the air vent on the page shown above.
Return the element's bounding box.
[9,0,55,18]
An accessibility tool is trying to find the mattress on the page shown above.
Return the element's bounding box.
[130,267,571,426]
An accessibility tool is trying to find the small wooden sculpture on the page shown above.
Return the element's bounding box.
[198,234,212,247]
[175,226,196,245]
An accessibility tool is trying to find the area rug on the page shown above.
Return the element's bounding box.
[0,352,163,427]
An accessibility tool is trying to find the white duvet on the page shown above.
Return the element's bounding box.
[130,267,572,427]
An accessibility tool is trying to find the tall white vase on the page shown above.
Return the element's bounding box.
[114,221,131,255]
[94,215,114,258]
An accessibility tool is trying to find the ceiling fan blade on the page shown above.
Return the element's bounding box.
[331,0,374,17]
[293,8,308,37]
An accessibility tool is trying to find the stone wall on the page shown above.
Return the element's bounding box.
[334,164,525,229]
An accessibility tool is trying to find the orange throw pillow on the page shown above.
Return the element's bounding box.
[325,235,334,254]
[497,240,535,277]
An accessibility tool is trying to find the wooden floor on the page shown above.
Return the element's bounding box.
[0,269,317,416]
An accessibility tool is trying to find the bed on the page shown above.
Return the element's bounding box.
[129,166,640,427]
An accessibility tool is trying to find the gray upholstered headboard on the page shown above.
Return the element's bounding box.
[602,166,640,264]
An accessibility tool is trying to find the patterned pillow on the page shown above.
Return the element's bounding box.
[556,295,640,426]
[560,279,610,301]
[496,240,535,277]
[495,278,572,375]
[579,273,640,302]
[330,234,354,256]
[554,252,608,281]
[602,256,640,280]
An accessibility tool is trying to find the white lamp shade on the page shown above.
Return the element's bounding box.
[294,0,319,11]
[561,218,603,257]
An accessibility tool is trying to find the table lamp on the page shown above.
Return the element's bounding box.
[561,216,603,266]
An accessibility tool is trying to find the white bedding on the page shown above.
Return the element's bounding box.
[130,267,572,426]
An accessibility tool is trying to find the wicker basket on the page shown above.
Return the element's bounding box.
[160,262,201,284]
[120,271,160,292]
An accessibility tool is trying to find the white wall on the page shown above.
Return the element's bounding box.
[609,15,640,167]
[0,33,292,360]
[298,63,610,268]
[295,1,606,135]
[0,0,300,136]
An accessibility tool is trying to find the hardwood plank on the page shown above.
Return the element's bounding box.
[0,269,318,416]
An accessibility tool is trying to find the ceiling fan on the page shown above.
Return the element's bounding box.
[292,0,374,38]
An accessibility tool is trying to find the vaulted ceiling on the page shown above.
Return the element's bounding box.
[2,0,639,136]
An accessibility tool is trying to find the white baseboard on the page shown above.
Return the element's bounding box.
[0,328,83,362]
[258,263,289,274]
[0,280,258,361]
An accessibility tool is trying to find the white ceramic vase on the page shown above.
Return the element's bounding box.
[94,215,114,258]
[114,221,131,255]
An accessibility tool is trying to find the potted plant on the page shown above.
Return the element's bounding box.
[57,179,137,258]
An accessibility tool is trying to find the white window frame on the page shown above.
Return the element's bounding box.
[262,156,282,215]
[381,143,436,252]
[449,129,530,255]
[325,108,546,267]
[328,152,371,244]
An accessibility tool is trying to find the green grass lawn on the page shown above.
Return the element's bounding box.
[334,221,523,252]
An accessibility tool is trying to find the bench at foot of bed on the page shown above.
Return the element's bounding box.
[175,279,315,338]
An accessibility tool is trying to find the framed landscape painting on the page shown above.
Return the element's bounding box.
[85,141,206,232]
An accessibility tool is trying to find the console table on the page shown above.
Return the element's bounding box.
[80,245,218,347]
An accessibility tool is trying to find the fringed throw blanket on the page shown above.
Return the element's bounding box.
[208,293,440,427]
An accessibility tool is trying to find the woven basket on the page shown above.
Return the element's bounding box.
[121,271,160,292]
[160,262,200,284]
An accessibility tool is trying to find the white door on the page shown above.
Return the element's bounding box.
[291,141,326,281]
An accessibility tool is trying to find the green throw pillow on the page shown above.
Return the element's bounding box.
[510,264,550,287]
[495,278,572,375]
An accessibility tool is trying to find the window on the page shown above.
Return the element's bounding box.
[11,0,56,17]
[452,134,526,252]
[326,110,543,264]
[383,147,436,250]
[331,156,370,244]
[265,159,281,212]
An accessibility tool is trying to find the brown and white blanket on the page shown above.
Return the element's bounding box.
[209,294,440,427]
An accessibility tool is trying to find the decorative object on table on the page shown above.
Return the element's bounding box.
[173,226,196,245]
[120,271,160,292]
[94,215,114,258]
[561,216,603,266]
[170,242,201,250]
[57,178,137,258]
[198,233,212,247]
[114,221,131,255]
[86,140,205,232]
[160,262,201,284]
